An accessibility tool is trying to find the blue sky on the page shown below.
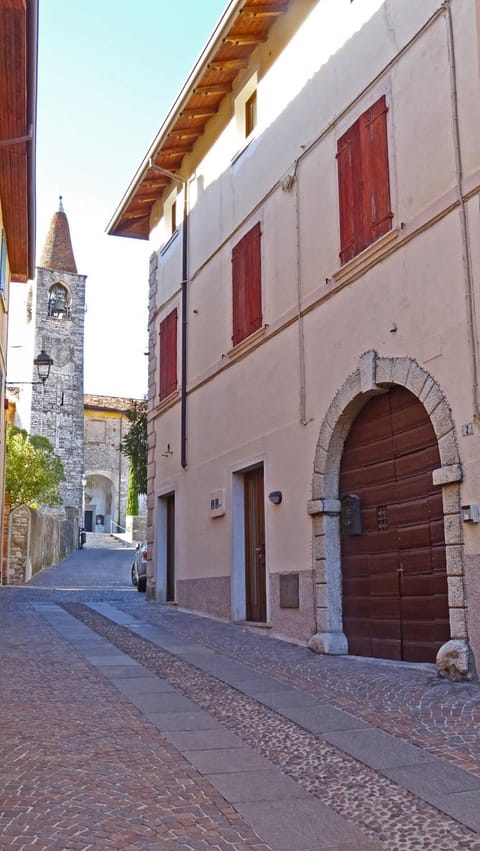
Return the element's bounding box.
[29,0,227,399]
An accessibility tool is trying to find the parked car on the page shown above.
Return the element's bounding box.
[131,543,147,592]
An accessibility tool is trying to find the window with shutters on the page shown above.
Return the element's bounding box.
[232,222,262,347]
[336,95,393,265]
[159,308,177,400]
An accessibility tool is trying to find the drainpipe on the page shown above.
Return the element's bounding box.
[148,160,189,467]
[443,0,480,420]
[117,415,123,530]
[292,160,309,426]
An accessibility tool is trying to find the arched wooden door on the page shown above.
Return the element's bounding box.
[340,386,449,662]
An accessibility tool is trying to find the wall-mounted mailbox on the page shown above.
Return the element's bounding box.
[462,504,480,523]
[341,494,362,536]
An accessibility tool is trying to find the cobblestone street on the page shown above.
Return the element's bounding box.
[2,535,480,850]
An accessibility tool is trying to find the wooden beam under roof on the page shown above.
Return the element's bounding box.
[239,3,288,16]
[168,131,198,141]
[181,105,218,118]
[223,33,267,44]
[208,58,249,71]
[194,82,232,95]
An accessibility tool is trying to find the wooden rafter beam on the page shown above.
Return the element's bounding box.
[223,33,267,45]
[181,105,218,118]
[194,82,232,95]
[168,131,198,141]
[239,3,288,16]
[208,58,249,71]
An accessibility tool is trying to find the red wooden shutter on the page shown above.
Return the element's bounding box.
[232,223,262,345]
[245,222,262,336]
[337,123,362,264]
[232,240,247,346]
[159,308,177,400]
[359,95,392,246]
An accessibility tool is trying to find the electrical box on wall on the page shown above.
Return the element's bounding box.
[209,489,225,518]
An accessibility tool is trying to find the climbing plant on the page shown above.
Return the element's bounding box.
[121,399,147,499]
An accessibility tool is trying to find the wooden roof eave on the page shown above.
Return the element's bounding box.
[107,0,289,240]
[0,0,38,281]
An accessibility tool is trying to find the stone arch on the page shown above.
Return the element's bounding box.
[307,351,470,675]
[83,471,114,532]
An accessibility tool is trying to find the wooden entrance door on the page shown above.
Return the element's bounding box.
[244,467,266,622]
[340,386,449,662]
[166,494,175,602]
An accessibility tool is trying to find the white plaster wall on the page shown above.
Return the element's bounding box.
[146,0,480,646]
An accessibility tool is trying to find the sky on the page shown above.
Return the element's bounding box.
[9,0,228,400]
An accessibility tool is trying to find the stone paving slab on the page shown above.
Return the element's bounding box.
[432,790,480,833]
[110,675,177,695]
[136,691,200,713]
[323,727,438,770]
[183,747,275,774]
[147,709,222,731]
[222,675,297,692]
[82,651,139,666]
[383,759,480,800]
[233,798,383,850]
[246,688,321,709]
[279,704,369,733]
[165,727,246,751]
[206,769,312,803]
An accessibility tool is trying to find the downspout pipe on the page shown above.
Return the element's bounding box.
[443,0,480,420]
[148,160,189,467]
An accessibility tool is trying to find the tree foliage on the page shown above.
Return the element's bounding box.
[5,425,65,510]
[121,399,147,496]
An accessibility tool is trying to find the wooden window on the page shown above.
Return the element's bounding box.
[171,200,177,234]
[245,90,257,138]
[337,95,392,265]
[0,230,7,294]
[232,222,262,346]
[159,308,177,400]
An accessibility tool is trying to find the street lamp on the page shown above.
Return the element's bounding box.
[33,350,53,385]
[6,350,54,387]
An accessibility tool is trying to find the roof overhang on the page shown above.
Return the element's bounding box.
[107,0,290,240]
[0,0,38,282]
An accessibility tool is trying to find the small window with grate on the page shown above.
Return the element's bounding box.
[376,505,388,531]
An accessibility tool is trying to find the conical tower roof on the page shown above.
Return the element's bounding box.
[38,197,77,273]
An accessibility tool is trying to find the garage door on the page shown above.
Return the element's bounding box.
[340,386,449,662]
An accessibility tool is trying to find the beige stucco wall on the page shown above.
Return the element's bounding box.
[146,0,480,663]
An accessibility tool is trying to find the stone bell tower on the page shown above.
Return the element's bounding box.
[30,198,86,514]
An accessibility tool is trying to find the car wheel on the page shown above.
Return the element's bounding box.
[131,564,137,586]
[137,577,147,593]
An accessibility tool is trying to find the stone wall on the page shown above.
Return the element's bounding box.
[125,514,147,544]
[5,505,79,584]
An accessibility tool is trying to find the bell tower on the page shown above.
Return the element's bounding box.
[30,198,86,514]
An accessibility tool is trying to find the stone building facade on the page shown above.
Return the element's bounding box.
[84,395,136,534]
[30,199,86,515]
